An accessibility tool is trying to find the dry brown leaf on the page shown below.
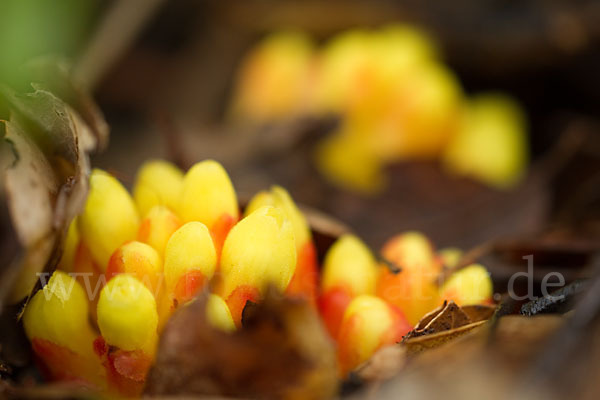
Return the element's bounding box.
[403,320,488,356]
[0,67,107,307]
[405,301,475,340]
[461,304,497,322]
[401,301,496,355]
[145,289,338,400]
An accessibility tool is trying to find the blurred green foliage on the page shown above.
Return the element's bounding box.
[0,0,99,89]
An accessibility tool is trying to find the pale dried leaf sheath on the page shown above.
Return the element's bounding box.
[3,118,58,248]
[1,81,104,305]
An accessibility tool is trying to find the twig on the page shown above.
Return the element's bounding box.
[74,0,167,90]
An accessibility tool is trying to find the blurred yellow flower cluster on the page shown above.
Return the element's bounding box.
[230,26,528,193]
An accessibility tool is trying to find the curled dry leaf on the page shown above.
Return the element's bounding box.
[145,289,338,400]
[0,64,108,307]
[402,301,496,355]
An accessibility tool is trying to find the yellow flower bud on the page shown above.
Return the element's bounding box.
[381,231,440,276]
[79,169,140,270]
[377,266,440,326]
[164,222,216,305]
[315,131,387,194]
[314,29,375,113]
[206,294,236,333]
[245,190,274,213]
[378,61,462,160]
[321,234,378,297]
[97,275,158,355]
[57,217,80,272]
[439,264,493,306]
[246,187,318,303]
[221,206,296,298]
[442,93,528,188]
[245,185,311,251]
[230,31,314,122]
[106,241,163,295]
[438,247,463,269]
[337,295,410,376]
[23,271,96,357]
[23,271,103,385]
[372,24,437,83]
[133,160,184,217]
[178,160,239,229]
[137,205,182,257]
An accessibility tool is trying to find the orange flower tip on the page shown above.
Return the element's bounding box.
[220,206,297,303]
[206,294,236,332]
[173,271,206,306]
[286,241,319,302]
[225,285,261,328]
[164,221,216,300]
[337,295,410,376]
[210,213,238,256]
[97,275,158,354]
[381,231,440,275]
[30,338,100,386]
[439,264,493,306]
[318,286,353,340]
[93,337,108,357]
[79,169,140,270]
[178,160,239,227]
[106,241,162,294]
[132,160,184,217]
[105,349,152,397]
[321,234,378,297]
[137,205,182,257]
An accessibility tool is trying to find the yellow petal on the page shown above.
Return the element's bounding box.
[79,169,140,270]
[178,160,239,228]
[381,231,440,276]
[133,160,184,217]
[23,271,96,356]
[321,234,378,297]
[97,274,158,354]
[107,241,163,295]
[440,264,493,306]
[442,93,528,188]
[220,206,296,298]
[230,31,314,122]
[137,205,182,257]
[164,221,217,294]
[245,185,311,250]
[206,294,236,333]
[338,295,406,375]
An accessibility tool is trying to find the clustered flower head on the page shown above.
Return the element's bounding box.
[23,159,493,396]
[319,231,493,375]
[230,25,529,192]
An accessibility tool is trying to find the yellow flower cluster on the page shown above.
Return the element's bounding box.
[23,160,317,396]
[22,159,494,393]
[319,231,493,375]
[230,26,528,192]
